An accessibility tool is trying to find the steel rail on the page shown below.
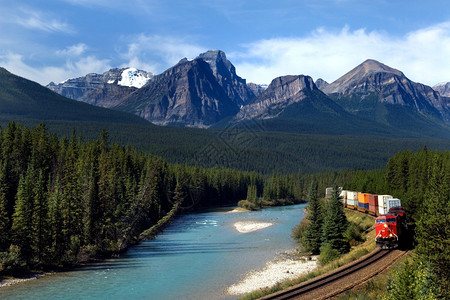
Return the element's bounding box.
[260,249,391,300]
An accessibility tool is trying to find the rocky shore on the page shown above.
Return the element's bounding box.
[0,273,48,288]
[227,252,318,295]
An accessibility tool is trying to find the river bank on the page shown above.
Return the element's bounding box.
[0,204,308,300]
[0,273,48,288]
[227,251,318,295]
[228,214,318,296]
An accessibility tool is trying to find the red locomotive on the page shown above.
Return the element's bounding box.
[375,206,406,249]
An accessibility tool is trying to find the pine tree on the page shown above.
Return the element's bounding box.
[301,182,324,254]
[31,170,50,265]
[0,161,10,251]
[11,164,35,262]
[321,186,349,254]
[48,175,66,262]
[246,184,258,204]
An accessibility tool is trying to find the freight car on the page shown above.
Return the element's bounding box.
[336,189,402,217]
[339,191,380,216]
[325,187,407,249]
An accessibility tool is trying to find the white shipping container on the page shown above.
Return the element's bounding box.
[346,199,358,207]
[347,191,358,201]
[387,198,402,213]
[340,190,348,200]
[325,187,333,199]
[378,195,393,215]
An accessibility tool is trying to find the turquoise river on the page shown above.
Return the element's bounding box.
[0,204,307,300]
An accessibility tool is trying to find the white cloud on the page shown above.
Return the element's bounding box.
[231,22,450,86]
[0,52,111,85]
[56,43,88,57]
[13,8,73,33]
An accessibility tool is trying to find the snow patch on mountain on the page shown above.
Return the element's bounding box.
[118,68,152,88]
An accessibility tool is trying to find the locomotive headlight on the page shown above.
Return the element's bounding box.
[384,224,388,228]
[389,233,393,237]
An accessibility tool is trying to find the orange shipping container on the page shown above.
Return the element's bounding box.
[358,192,364,203]
[358,193,369,204]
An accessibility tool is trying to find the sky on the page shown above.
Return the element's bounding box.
[1,0,449,87]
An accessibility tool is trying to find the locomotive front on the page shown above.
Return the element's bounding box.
[375,215,400,249]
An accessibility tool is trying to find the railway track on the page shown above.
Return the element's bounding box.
[260,249,405,300]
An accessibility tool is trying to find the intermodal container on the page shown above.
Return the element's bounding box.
[358,193,369,204]
[378,195,393,215]
[357,193,365,203]
[325,187,333,199]
[346,199,358,207]
[358,202,369,209]
[368,194,378,214]
[386,198,402,213]
[347,191,358,201]
[368,194,378,206]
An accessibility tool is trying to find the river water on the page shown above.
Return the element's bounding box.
[0,204,306,300]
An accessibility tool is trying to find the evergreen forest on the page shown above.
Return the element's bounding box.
[0,122,307,276]
[0,122,447,299]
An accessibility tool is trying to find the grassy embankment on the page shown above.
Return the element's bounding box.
[239,209,376,300]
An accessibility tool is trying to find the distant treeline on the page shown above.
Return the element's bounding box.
[3,117,450,175]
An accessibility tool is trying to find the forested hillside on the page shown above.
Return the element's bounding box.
[0,122,306,276]
[344,148,449,299]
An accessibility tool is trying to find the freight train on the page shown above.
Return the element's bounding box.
[325,188,407,249]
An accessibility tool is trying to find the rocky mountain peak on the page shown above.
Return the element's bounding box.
[195,50,255,106]
[315,78,329,89]
[358,59,403,77]
[322,59,404,95]
[196,50,232,77]
[235,75,319,120]
[433,82,450,97]
[321,60,450,122]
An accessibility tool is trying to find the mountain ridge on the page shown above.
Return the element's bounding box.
[320,59,450,123]
[33,51,450,138]
[235,75,320,120]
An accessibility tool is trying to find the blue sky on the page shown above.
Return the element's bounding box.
[1,0,449,86]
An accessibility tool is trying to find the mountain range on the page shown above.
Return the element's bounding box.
[46,50,450,139]
[1,61,450,174]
